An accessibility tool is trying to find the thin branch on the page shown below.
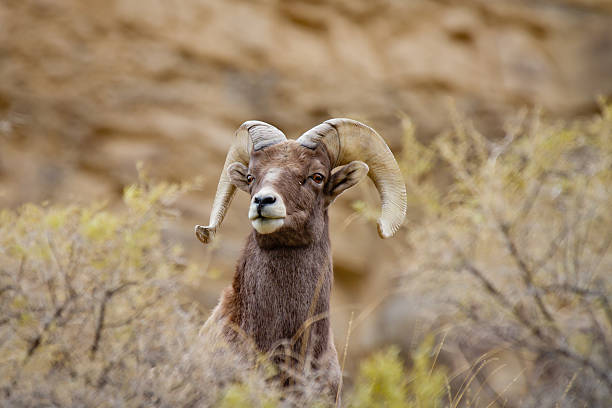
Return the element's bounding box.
[90,291,110,358]
[546,346,612,392]
[90,281,138,357]
[599,295,612,329]
[499,222,557,327]
[570,189,588,282]
[585,299,612,368]
[540,284,604,297]
[105,296,161,329]
[586,229,612,282]
[515,171,547,223]
[107,281,138,297]
[472,265,549,341]
[96,361,115,389]
[539,283,612,327]
[47,234,76,299]
[0,285,15,297]
[452,240,550,344]
[24,293,76,361]
[532,224,569,274]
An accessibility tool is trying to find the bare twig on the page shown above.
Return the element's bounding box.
[499,222,557,328]
[585,300,612,367]
[540,283,612,327]
[545,346,612,392]
[516,171,547,223]
[599,295,612,329]
[448,236,552,345]
[532,223,569,274]
[90,281,138,357]
[25,293,76,361]
[540,283,604,297]
[104,297,160,329]
[90,291,110,357]
[0,285,15,297]
[586,229,612,283]
[47,234,76,299]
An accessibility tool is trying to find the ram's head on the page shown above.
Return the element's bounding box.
[196,119,407,246]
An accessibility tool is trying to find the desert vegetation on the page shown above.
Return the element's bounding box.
[1,104,611,407]
[387,101,612,407]
[0,165,441,407]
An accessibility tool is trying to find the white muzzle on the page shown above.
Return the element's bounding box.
[248,187,286,234]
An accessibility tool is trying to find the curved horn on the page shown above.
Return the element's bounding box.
[195,121,286,244]
[297,118,406,238]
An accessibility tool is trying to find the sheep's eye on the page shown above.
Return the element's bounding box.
[310,173,325,184]
[246,174,255,184]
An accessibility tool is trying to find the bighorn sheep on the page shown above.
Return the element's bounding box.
[196,119,406,396]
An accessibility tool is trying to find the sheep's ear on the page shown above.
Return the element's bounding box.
[325,161,369,206]
[228,162,250,192]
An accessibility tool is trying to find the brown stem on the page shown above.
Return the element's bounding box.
[499,222,557,327]
[461,259,549,343]
[90,282,138,358]
[25,294,74,361]
[90,291,110,357]
[547,346,612,392]
[540,283,612,328]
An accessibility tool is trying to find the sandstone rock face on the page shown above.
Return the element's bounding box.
[1,0,611,326]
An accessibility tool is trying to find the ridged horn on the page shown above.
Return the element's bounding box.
[195,121,286,244]
[297,118,407,238]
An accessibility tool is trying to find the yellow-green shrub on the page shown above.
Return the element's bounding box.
[351,338,446,408]
[0,173,355,407]
[0,174,295,406]
[387,102,612,407]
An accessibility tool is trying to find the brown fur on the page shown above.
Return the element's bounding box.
[206,140,368,396]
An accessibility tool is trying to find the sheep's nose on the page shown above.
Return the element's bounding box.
[253,195,276,207]
[248,189,285,221]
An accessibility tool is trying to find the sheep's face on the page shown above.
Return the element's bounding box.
[228,140,368,247]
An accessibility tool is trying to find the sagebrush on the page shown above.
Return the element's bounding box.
[0,168,444,407]
[386,102,612,407]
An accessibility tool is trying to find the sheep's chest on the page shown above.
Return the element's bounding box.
[239,244,331,355]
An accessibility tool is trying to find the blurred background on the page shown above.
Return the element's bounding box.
[1,0,611,407]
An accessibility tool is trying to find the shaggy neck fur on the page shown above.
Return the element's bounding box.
[229,212,332,360]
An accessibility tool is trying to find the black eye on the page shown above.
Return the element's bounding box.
[246,174,255,184]
[310,173,325,184]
